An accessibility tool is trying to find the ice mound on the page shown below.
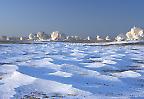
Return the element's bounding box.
[0,71,36,99]
[112,71,141,78]
[85,62,105,68]
[49,71,73,77]
[0,64,18,74]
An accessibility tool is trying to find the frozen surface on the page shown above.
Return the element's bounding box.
[0,43,144,99]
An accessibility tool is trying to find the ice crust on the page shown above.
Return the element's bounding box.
[0,43,144,98]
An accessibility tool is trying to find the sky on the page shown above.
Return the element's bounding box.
[0,0,144,37]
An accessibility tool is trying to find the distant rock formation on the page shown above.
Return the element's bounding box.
[29,33,36,40]
[115,33,126,41]
[51,31,61,41]
[126,26,144,40]
[96,35,103,41]
[20,37,23,40]
[105,36,110,41]
[87,36,91,40]
[37,32,47,40]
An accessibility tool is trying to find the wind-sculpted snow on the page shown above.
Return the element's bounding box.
[0,43,144,99]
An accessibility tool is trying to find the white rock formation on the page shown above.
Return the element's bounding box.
[105,36,110,41]
[20,37,23,40]
[96,35,103,41]
[29,33,35,40]
[6,37,10,41]
[37,32,47,40]
[115,36,123,41]
[115,33,126,41]
[51,31,61,41]
[126,26,144,40]
[87,36,91,40]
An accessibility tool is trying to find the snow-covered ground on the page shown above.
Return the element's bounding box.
[0,42,144,99]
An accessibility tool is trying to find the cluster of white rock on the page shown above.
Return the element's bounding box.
[50,31,62,41]
[2,26,143,42]
[87,27,144,42]
[28,31,66,41]
[115,26,144,41]
[29,32,48,41]
[126,26,144,40]
[84,35,109,41]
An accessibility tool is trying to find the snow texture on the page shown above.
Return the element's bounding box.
[0,42,144,99]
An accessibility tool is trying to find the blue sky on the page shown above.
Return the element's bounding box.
[0,0,144,37]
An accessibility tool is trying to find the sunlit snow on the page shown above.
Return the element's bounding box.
[0,42,144,99]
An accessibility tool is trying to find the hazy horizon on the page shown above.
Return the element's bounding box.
[0,0,144,38]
